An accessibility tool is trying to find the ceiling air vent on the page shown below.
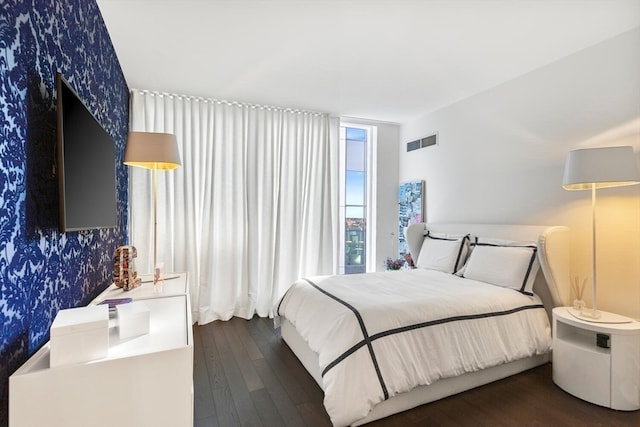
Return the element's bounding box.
[406,132,438,152]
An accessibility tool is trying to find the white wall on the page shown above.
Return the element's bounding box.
[344,118,400,271]
[399,27,640,319]
[375,122,401,270]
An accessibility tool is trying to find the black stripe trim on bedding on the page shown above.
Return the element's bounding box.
[521,247,538,293]
[321,303,545,378]
[275,287,291,317]
[303,278,389,400]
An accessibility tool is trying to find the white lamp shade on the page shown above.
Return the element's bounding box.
[124,131,181,170]
[563,146,640,190]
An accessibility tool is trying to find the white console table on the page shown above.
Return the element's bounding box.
[552,306,640,411]
[9,273,193,427]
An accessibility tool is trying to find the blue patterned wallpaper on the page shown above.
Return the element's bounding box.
[0,1,129,422]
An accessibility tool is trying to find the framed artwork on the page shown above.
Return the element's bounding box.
[398,180,424,257]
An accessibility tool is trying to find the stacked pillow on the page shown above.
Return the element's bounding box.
[415,232,470,274]
[415,231,539,295]
[458,237,539,295]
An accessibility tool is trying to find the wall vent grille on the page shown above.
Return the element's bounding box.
[406,133,438,152]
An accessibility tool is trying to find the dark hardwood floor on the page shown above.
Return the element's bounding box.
[193,316,640,426]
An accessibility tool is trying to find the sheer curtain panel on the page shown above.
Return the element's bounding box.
[129,90,338,323]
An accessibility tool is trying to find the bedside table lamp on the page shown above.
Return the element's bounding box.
[124,131,181,287]
[562,146,640,321]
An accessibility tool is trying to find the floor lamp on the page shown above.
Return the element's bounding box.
[124,131,181,288]
[562,146,640,321]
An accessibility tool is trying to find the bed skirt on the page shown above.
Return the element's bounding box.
[281,318,550,426]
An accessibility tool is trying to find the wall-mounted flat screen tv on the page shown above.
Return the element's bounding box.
[56,72,117,232]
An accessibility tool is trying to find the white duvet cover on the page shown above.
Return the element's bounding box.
[276,269,552,426]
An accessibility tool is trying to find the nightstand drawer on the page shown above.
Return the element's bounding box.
[553,337,611,407]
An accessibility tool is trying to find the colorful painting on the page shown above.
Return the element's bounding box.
[398,180,424,257]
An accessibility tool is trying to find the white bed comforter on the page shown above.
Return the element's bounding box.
[276,269,552,426]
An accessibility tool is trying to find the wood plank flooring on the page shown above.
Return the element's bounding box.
[194,316,640,426]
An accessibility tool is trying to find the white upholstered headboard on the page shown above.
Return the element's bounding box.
[406,223,570,319]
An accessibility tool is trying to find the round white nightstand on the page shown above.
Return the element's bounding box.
[552,307,640,411]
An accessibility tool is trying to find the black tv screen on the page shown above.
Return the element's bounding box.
[56,72,117,232]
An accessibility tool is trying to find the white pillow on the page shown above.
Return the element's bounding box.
[461,238,539,294]
[415,233,470,273]
[432,232,474,264]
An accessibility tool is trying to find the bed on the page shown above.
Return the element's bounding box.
[276,223,570,426]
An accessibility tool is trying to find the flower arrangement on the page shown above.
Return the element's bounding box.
[385,257,405,271]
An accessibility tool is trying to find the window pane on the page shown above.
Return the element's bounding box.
[346,127,366,141]
[345,171,365,205]
[346,139,365,171]
[345,206,364,219]
[345,218,366,273]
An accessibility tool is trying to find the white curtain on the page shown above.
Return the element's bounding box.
[129,90,339,324]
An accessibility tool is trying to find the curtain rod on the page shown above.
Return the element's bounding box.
[130,89,328,117]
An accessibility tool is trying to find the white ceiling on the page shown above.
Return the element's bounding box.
[97,0,640,124]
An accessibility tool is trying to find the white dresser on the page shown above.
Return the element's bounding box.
[9,273,193,427]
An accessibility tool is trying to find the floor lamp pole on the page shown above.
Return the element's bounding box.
[153,168,158,287]
[588,184,599,319]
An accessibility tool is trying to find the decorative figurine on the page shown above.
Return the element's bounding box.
[113,246,141,290]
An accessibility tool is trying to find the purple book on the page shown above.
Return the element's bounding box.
[99,298,133,310]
